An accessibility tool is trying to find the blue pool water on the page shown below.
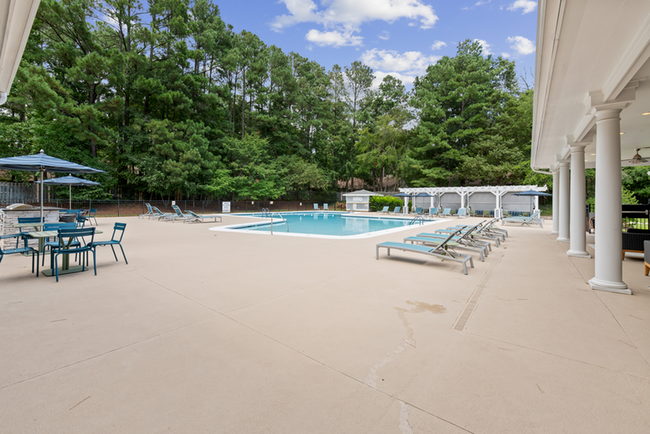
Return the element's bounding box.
[231,212,423,237]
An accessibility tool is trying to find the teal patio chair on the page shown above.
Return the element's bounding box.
[139,203,154,219]
[16,216,41,247]
[53,227,97,282]
[390,206,401,214]
[90,222,127,264]
[88,208,98,225]
[166,204,192,222]
[0,233,39,277]
[380,206,390,213]
[152,206,173,220]
[440,208,452,217]
[42,222,79,266]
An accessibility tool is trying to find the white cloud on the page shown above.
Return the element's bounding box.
[474,39,492,55]
[378,31,390,40]
[372,71,417,89]
[272,0,439,31]
[306,28,363,47]
[431,40,447,51]
[507,0,537,14]
[507,36,535,55]
[501,52,511,58]
[361,48,440,74]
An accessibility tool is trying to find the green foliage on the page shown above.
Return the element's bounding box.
[2,4,539,202]
[369,195,403,212]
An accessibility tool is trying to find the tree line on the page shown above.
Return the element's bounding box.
[0,0,543,202]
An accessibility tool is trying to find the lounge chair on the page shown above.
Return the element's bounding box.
[440,208,452,217]
[412,207,423,215]
[502,210,543,228]
[379,206,390,213]
[323,203,329,210]
[376,229,474,275]
[184,210,222,223]
[454,208,467,218]
[165,204,193,222]
[437,221,503,246]
[412,226,490,260]
[152,206,173,221]
[313,203,319,210]
[404,233,486,262]
[139,203,154,219]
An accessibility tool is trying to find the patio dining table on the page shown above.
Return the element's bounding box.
[27,229,102,277]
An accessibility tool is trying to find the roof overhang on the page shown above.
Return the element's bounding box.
[532,0,650,171]
[0,0,41,102]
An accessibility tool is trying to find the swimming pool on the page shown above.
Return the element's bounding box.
[209,212,440,239]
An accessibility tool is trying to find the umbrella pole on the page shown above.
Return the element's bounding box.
[40,169,44,225]
[69,185,72,209]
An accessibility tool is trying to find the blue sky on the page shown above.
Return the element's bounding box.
[216,0,538,89]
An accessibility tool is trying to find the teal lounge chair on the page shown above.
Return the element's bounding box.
[440,208,452,217]
[412,207,423,215]
[166,204,192,222]
[502,210,543,228]
[184,210,222,223]
[152,206,173,221]
[380,206,390,213]
[313,203,319,210]
[376,230,474,275]
[390,206,401,214]
[139,203,154,219]
[454,208,467,218]
[323,203,329,210]
[412,225,490,260]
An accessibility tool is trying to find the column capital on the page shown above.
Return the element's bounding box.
[558,161,570,168]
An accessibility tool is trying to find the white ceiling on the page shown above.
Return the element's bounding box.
[533,0,650,170]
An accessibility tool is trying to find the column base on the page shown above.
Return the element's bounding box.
[567,249,591,258]
[588,277,631,295]
[556,237,570,243]
[551,230,559,235]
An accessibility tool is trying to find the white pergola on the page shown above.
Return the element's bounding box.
[0,0,41,105]
[399,185,548,217]
[533,0,650,295]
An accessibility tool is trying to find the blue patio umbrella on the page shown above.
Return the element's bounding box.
[0,150,104,223]
[36,175,101,209]
[513,189,552,214]
[393,192,413,214]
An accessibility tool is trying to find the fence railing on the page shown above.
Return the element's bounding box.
[0,198,347,217]
[0,182,39,204]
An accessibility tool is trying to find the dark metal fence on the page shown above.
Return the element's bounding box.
[0,198,347,217]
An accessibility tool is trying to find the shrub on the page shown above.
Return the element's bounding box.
[369,195,404,212]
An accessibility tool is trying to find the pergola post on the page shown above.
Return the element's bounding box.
[557,162,570,242]
[567,142,590,258]
[589,107,630,294]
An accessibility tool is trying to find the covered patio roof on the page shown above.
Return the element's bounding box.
[0,0,41,104]
[532,0,650,171]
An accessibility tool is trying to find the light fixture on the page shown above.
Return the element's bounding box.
[630,149,648,164]
[620,132,625,135]
[590,153,595,156]
[643,112,650,116]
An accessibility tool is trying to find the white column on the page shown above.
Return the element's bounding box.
[589,108,630,294]
[551,168,559,234]
[567,143,590,258]
[460,193,466,209]
[493,192,500,218]
[557,162,570,242]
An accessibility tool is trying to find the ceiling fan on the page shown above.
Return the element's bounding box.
[623,147,650,164]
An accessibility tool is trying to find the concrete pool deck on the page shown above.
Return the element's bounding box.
[1,215,649,433]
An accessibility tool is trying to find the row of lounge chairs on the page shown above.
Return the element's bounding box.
[379,207,468,218]
[376,219,508,275]
[139,203,222,224]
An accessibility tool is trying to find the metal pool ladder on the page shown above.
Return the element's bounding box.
[409,215,425,225]
[270,212,289,234]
